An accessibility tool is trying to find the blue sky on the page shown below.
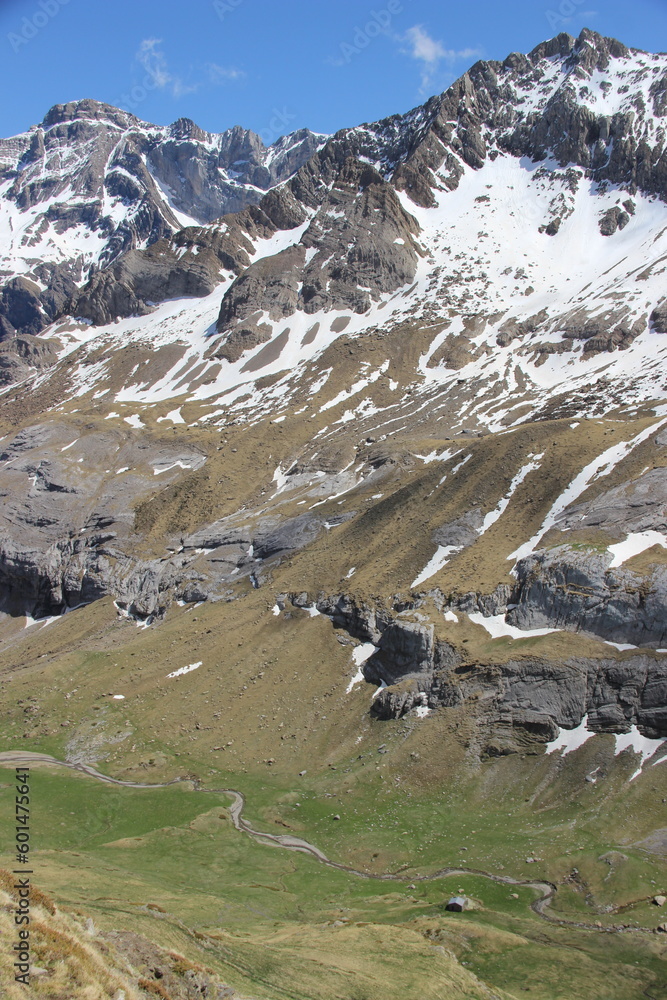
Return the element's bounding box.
[1,0,666,141]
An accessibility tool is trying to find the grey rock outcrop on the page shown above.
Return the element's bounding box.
[501,467,667,646]
[438,654,667,738]
[508,547,667,647]
[296,591,667,737]
[555,467,667,535]
[371,680,429,721]
[0,421,363,622]
[599,206,630,236]
[0,421,207,618]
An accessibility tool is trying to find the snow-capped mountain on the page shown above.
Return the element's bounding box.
[0,29,666,742]
[6,29,663,417]
[0,98,325,341]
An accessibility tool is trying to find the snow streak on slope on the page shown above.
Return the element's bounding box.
[607,531,667,567]
[509,418,667,563]
[412,454,543,588]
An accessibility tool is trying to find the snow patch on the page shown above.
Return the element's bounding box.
[411,544,461,589]
[468,611,560,639]
[124,414,145,429]
[157,407,185,425]
[346,642,378,693]
[607,530,667,568]
[615,726,666,781]
[153,460,193,475]
[167,661,202,679]
[546,715,596,755]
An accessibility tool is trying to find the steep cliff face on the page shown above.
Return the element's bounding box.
[283,592,667,740]
[509,548,667,646]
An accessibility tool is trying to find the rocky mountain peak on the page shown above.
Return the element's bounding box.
[564,27,632,73]
[40,98,138,131]
[168,116,210,142]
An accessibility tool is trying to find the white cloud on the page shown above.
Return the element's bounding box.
[172,79,199,99]
[137,38,172,89]
[400,25,482,95]
[404,25,447,64]
[206,62,246,84]
[134,40,243,100]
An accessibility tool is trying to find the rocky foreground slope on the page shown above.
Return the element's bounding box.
[0,28,667,750]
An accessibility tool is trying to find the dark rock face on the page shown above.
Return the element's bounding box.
[214,157,420,347]
[68,242,227,326]
[67,192,309,328]
[314,594,392,644]
[253,513,324,559]
[0,277,45,336]
[508,547,667,647]
[651,300,667,333]
[311,593,667,737]
[363,621,436,687]
[215,245,307,361]
[0,269,79,340]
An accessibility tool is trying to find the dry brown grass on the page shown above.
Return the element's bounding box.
[0,887,141,999]
[0,872,238,1000]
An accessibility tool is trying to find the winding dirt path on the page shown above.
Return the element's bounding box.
[0,751,652,933]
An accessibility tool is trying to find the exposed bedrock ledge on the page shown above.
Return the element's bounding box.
[508,546,667,647]
[289,592,667,738]
[440,656,667,737]
[0,537,179,621]
[0,508,353,623]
